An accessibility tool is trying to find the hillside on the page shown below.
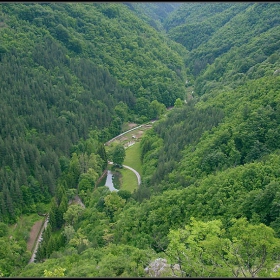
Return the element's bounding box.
[1,2,280,278]
[167,3,280,82]
[0,2,187,222]
[124,2,181,31]
[163,3,251,49]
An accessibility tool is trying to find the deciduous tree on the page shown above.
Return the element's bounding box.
[112,144,125,167]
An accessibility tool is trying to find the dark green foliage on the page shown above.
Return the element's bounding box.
[112,144,125,167]
[0,2,187,223]
[0,40,128,221]
[2,2,280,278]
[117,190,131,201]
[165,3,251,50]
[140,102,224,191]
[97,144,108,170]
[0,222,8,237]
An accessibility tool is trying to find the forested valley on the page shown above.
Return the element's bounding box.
[1,2,280,277]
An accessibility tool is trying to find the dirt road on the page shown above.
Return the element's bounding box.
[27,219,44,252]
[28,215,49,264]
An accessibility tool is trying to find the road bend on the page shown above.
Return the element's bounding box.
[108,161,141,186]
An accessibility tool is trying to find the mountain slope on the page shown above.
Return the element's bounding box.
[164,2,251,50]
[1,3,188,106]
[138,3,280,236]
[124,2,181,31]
[0,2,189,224]
[2,2,280,278]
[165,2,280,84]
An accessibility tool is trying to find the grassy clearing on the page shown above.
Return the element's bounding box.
[118,142,142,193]
[104,123,153,193]
[119,167,138,192]
[123,141,142,176]
[8,212,46,247]
[10,212,47,234]
[22,213,45,229]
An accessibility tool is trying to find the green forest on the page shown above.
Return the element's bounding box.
[1,2,280,277]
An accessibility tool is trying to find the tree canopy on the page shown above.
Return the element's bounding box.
[1,2,280,278]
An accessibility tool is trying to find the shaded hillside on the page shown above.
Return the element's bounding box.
[164,2,236,31]
[164,3,251,51]
[0,37,129,223]
[165,3,280,85]
[124,2,181,31]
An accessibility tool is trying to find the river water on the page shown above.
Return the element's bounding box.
[105,170,118,192]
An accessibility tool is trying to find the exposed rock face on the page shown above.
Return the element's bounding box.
[68,195,85,208]
[144,258,168,277]
[144,258,181,277]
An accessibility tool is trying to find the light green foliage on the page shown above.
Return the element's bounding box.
[44,266,66,277]
[115,101,129,122]
[148,100,166,119]
[174,97,183,107]
[0,236,31,277]
[68,228,89,250]
[0,223,8,238]
[166,218,226,277]
[78,153,102,175]
[117,189,131,200]
[135,97,150,120]
[63,204,84,226]
[63,225,75,243]
[78,168,98,192]
[166,217,280,277]
[104,192,126,220]
[227,218,280,277]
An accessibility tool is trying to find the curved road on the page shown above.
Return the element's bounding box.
[108,161,141,186]
[123,164,141,186]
